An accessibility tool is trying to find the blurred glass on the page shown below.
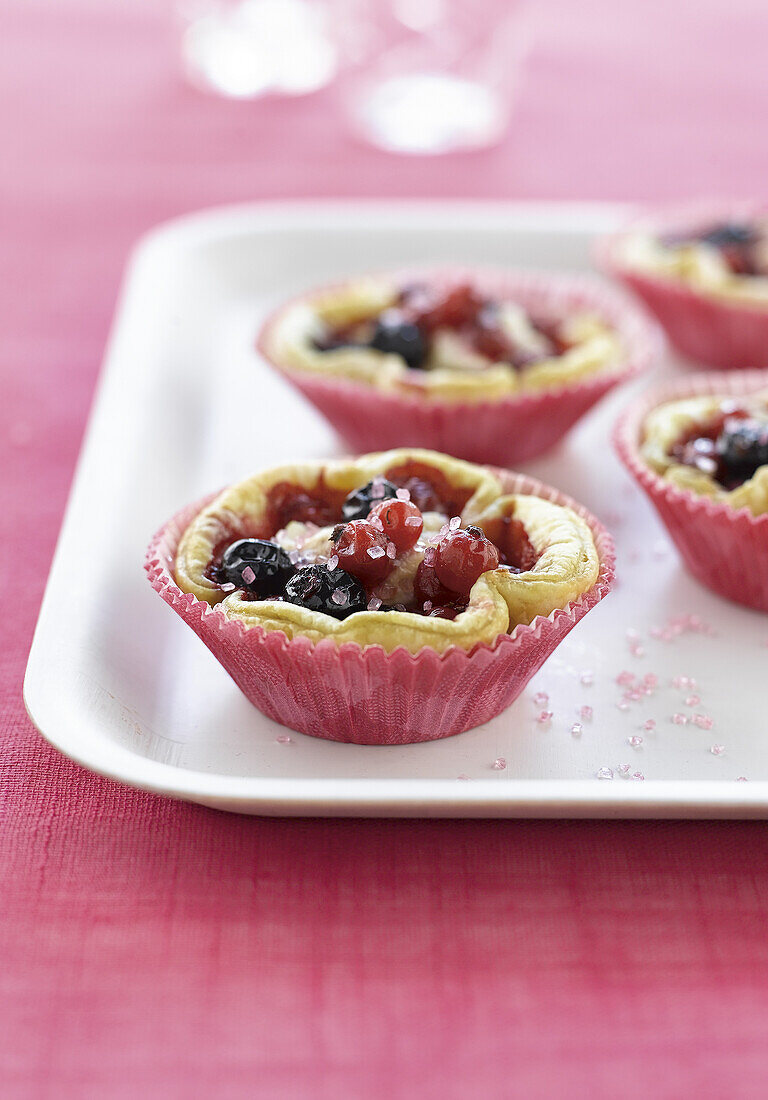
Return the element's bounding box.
[180,0,337,98]
[339,0,533,155]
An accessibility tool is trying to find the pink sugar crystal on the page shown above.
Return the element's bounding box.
[627,735,643,748]
[395,488,411,501]
[367,596,382,611]
[694,714,714,730]
[492,758,507,770]
[671,713,688,726]
[241,566,256,585]
[570,723,583,738]
[327,554,339,571]
[368,515,384,532]
[331,588,348,606]
[685,694,700,707]
[643,673,658,689]
[737,776,748,782]
[367,545,385,559]
[220,582,236,593]
[275,734,293,744]
[580,705,593,721]
[643,719,656,732]
[537,710,553,724]
[616,671,634,686]
[616,764,631,775]
[386,541,397,559]
[596,767,614,780]
[579,670,594,686]
[616,701,630,712]
[533,692,549,706]
[629,643,645,658]
[631,771,645,781]
[405,515,422,527]
[449,516,461,530]
[710,744,725,756]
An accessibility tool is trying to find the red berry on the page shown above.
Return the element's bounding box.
[413,546,457,608]
[369,498,423,553]
[434,526,500,596]
[721,243,757,275]
[333,520,394,584]
[470,312,512,362]
[411,283,485,333]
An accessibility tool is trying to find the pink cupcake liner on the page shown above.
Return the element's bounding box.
[614,369,768,612]
[598,202,768,370]
[258,267,661,466]
[145,469,615,746]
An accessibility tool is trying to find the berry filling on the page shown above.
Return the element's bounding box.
[479,515,539,573]
[266,478,348,531]
[662,221,764,277]
[314,281,572,371]
[384,462,472,516]
[670,409,768,489]
[206,475,538,623]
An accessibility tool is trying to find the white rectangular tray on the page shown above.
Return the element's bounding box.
[24,202,768,817]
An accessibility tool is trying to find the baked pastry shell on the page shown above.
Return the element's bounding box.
[258,267,660,466]
[614,369,768,612]
[597,202,768,370]
[145,468,615,746]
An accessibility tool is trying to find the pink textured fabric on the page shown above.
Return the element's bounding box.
[6,1,768,1095]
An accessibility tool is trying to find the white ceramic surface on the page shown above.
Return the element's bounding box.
[24,203,768,817]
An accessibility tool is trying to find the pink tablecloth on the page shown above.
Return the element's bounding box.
[5,1,768,1095]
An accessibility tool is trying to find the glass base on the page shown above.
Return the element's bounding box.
[182,0,336,99]
[352,71,505,155]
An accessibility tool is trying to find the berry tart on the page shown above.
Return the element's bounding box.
[599,205,768,368]
[147,449,614,744]
[615,371,768,611]
[258,267,659,465]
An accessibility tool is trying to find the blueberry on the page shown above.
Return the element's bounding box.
[699,222,756,248]
[342,478,399,521]
[284,565,367,620]
[369,310,427,370]
[717,419,768,475]
[218,539,294,597]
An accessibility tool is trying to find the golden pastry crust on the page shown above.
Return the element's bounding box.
[620,229,768,307]
[640,393,768,516]
[174,449,600,654]
[262,274,623,404]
